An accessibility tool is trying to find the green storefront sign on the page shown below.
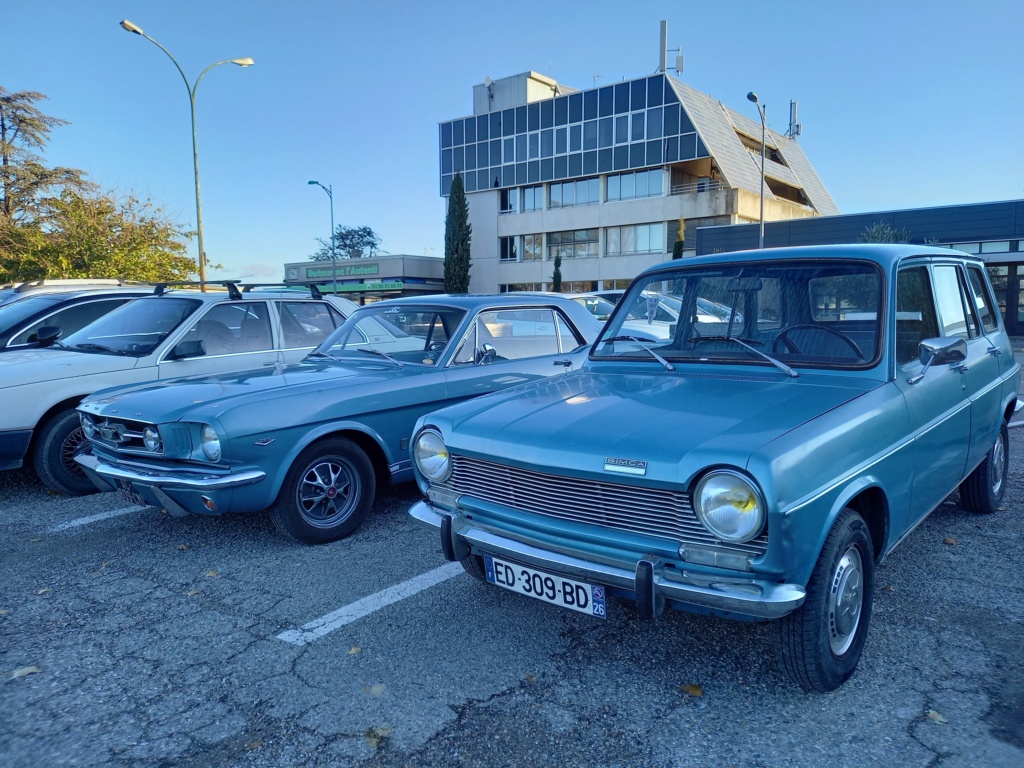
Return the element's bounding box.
[320,281,404,293]
[307,263,379,279]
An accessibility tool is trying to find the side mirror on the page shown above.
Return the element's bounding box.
[34,325,62,347]
[475,343,497,365]
[909,336,967,384]
[167,339,207,360]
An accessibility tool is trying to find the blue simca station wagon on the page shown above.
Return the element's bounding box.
[75,294,600,544]
[409,244,1020,692]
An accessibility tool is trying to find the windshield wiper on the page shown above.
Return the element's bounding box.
[69,342,130,356]
[305,350,340,362]
[357,348,405,369]
[599,335,675,372]
[689,335,798,378]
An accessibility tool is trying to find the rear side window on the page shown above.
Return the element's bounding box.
[966,266,999,333]
[895,267,940,365]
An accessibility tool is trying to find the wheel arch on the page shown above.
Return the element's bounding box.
[842,485,889,563]
[27,395,87,465]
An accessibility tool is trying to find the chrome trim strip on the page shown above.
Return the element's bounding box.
[410,501,804,620]
[75,454,265,490]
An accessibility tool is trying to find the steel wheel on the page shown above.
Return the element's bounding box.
[827,545,864,657]
[960,422,1009,514]
[989,428,1006,497]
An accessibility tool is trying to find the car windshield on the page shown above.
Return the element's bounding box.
[0,294,66,332]
[312,304,467,366]
[59,297,201,356]
[593,259,883,369]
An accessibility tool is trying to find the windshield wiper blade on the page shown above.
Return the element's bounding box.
[690,335,798,378]
[70,342,129,356]
[305,350,340,362]
[357,347,405,368]
[599,335,675,372]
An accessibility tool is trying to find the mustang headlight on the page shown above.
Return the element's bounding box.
[142,426,162,453]
[413,429,451,483]
[693,470,765,543]
[200,424,221,461]
[80,413,97,439]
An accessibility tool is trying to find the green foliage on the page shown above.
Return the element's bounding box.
[444,172,472,293]
[551,253,562,292]
[311,225,381,260]
[858,221,911,244]
[672,214,686,259]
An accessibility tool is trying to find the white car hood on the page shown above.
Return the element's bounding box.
[0,348,138,387]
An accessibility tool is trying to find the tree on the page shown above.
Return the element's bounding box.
[310,225,381,260]
[444,172,471,293]
[0,87,88,223]
[672,214,686,259]
[858,221,911,244]
[551,253,563,292]
[0,191,195,283]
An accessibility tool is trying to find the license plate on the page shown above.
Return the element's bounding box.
[117,479,147,507]
[484,555,606,618]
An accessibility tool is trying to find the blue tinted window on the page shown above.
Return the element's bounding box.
[598,148,612,173]
[541,100,553,129]
[504,137,515,163]
[696,137,709,158]
[515,133,527,162]
[477,169,489,190]
[598,86,613,117]
[516,106,527,134]
[664,104,679,136]
[647,107,663,140]
[631,112,645,142]
[647,76,663,107]
[646,139,662,165]
[541,129,553,158]
[570,124,582,152]
[614,83,630,114]
[630,143,645,168]
[453,146,464,172]
[615,115,629,144]
[464,143,476,171]
[554,96,568,126]
[613,145,629,170]
[569,93,583,123]
[490,112,501,138]
[679,108,695,135]
[441,174,452,195]
[598,118,613,148]
[441,149,452,174]
[529,133,539,159]
[477,115,488,141]
[556,127,567,154]
[516,162,527,185]
[630,79,646,111]
[503,165,515,187]
[503,109,515,136]
[665,136,679,162]
[541,158,553,181]
[583,120,598,151]
[528,103,540,131]
[554,155,567,179]
[664,77,674,104]
[441,122,453,149]
[453,120,464,146]
[528,160,540,183]
[569,153,583,177]
[465,118,476,143]
[583,151,597,175]
[679,133,697,160]
[462,173,474,193]
[491,139,501,165]
[584,90,597,120]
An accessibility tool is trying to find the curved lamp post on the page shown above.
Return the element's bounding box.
[307,180,337,295]
[746,92,766,249]
[120,19,254,290]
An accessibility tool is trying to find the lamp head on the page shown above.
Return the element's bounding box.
[746,92,759,104]
[232,58,255,67]
[308,180,319,185]
[120,19,144,35]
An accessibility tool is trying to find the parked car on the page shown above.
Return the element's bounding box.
[0,283,356,495]
[409,244,1021,692]
[0,278,147,306]
[74,294,602,544]
[0,287,154,351]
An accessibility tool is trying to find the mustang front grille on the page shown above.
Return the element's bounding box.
[441,455,768,556]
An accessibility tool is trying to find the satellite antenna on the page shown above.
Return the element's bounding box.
[786,100,803,139]
[483,76,494,110]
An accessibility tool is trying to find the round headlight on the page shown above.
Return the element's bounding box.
[80,413,97,439]
[200,424,221,461]
[413,429,451,483]
[693,470,765,543]
[143,426,162,453]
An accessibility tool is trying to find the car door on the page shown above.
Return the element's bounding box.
[892,264,971,522]
[276,300,347,363]
[158,301,279,379]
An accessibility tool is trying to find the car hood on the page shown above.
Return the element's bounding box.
[0,348,139,386]
[80,360,417,423]
[432,370,880,481]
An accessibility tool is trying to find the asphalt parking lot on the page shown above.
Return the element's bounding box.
[2,430,1023,768]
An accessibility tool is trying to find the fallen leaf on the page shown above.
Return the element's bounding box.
[177,544,190,551]
[524,674,537,683]
[37,588,51,595]
[364,726,391,748]
[678,683,703,697]
[186,589,200,596]
[927,709,947,724]
[884,585,895,592]
[363,683,386,697]
[206,570,219,578]
[11,666,40,679]
[997,507,1006,512]
[29,538,42,543]
[0,609,10,616]
[943,538,958,546]
[348,646,361,655]
[244,739,263,750]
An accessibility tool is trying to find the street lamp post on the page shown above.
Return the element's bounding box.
[746,92,766,249]
[307,181,337,295]
[119,19,254,290]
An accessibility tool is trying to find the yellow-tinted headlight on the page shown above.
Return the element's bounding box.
[693,470,765,543]
[413,429,451,483]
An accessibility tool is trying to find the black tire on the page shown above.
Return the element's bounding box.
[269,437,375,545]
[773,508,874,692]
[460,554,487,581]
[32,409,96,496]
[959,422,1008,515]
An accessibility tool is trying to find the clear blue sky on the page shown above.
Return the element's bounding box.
[4,1,1022,279]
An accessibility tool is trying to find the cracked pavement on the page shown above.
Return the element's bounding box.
[1,432,1022,767]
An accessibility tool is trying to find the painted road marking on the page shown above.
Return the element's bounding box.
[277,562,464,646]
[48,506,145,532]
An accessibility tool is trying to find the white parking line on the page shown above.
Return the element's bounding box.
[277,561,464,646]
[48,505,145,532]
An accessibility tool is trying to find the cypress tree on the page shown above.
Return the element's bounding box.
[444,172,472,293]
[551,253,562,292]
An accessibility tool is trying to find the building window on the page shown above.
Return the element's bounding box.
[563,280,597,294]
[499,236,518,262]
[548,229,599,260]
[549,177,599,209]
[980,241,1010,254]
[606,169,664,202]
[523,234,543,261]
[500,283,544,292]
[606,223,666,255]
[521,185,543,212]
[499,188,518,214]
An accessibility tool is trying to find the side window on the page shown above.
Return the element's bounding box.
[188,301,268,356]
[483,308,559,360]
[11,298,131,345]
[279,301,340,348]
[895,267,940,365]
[932,265,970,339]
[966,266,999,333]
[555,312,586,351]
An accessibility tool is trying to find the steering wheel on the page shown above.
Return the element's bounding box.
[771,324,866,360]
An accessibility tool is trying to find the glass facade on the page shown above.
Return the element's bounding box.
[439,74,704,196]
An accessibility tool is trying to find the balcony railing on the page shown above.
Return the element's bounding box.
[670,179,727,195]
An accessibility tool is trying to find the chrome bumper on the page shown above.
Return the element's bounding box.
[410,500,804,621]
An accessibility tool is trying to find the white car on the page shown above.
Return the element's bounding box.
[0,283,356,495]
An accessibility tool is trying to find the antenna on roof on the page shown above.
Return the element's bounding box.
[786,100,803,139]
[657,20,684,76]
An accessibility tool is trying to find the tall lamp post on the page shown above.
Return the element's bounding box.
[307,181,337,295]
[746,92,766,249]
[119,19,254,290]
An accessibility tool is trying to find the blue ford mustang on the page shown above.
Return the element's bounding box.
[75,294,601,544]
[409,245,1021,692]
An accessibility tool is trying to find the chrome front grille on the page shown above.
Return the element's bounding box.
[89,416,152,452]
[442,455,768,556]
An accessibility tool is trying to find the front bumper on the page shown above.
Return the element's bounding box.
[410,500,805,621]
[75,454,266,516]
[0,429,32,471]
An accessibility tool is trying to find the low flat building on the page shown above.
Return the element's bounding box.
[283,254,444,304]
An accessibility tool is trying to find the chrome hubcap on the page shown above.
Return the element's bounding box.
[296,458,358,529]
[990,431,1006,496]
[828,546,863,656]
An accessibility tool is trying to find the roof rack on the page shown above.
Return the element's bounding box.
[151,281,324,301]
[5,278,151,294]
[239,282,323,299]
